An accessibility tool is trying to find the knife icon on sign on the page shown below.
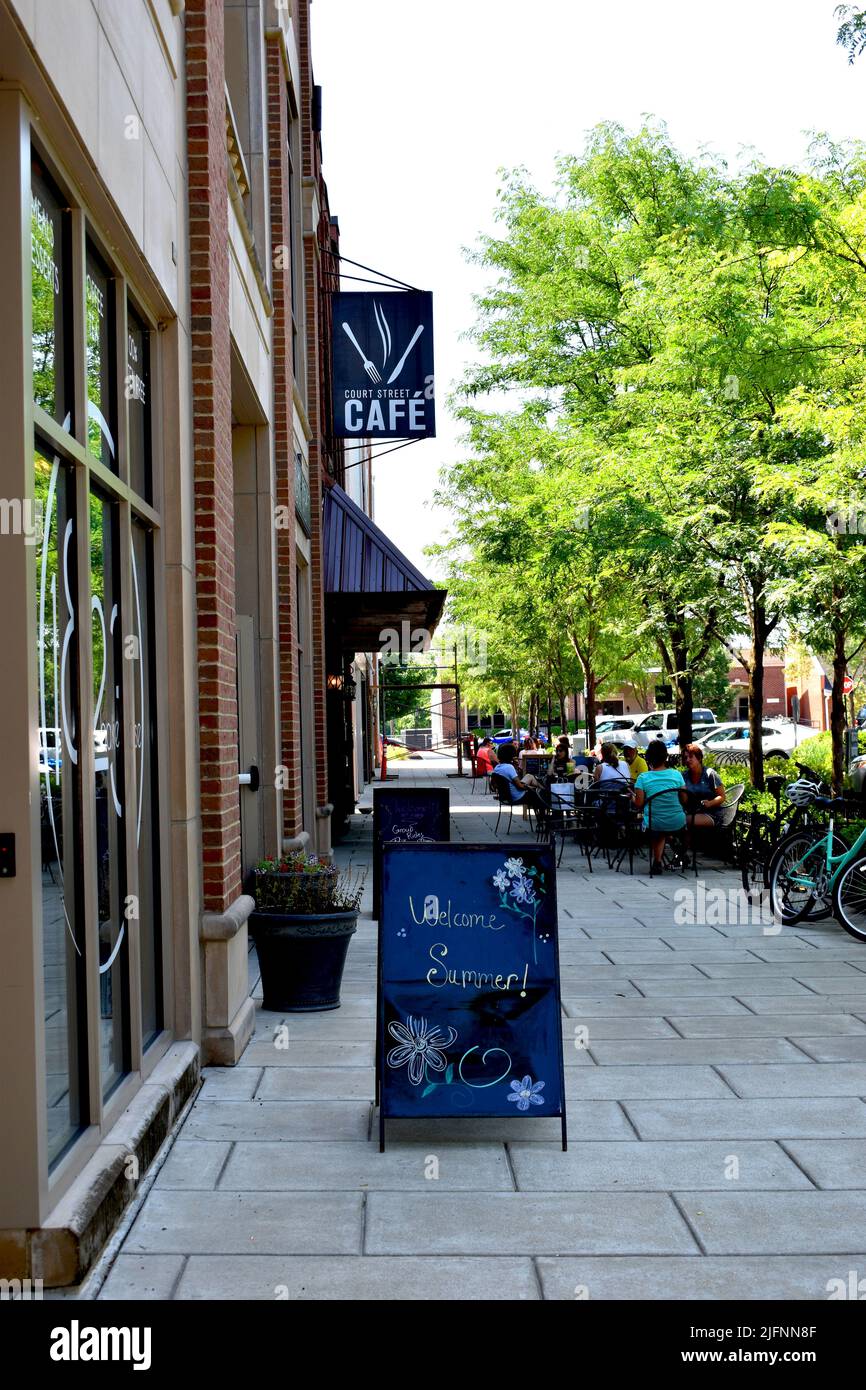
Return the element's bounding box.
[386,324,424,385]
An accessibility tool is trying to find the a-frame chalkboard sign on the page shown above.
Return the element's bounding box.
[372,785,451,921]
[373,786,451,1108]
[377,842,567,1151]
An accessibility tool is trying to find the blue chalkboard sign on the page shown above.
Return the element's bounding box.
[372,786,450,921]
[378,843,566,1150]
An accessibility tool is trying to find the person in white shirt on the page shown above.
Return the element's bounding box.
[593,742,631,786]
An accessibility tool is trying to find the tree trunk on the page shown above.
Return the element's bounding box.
[749,609,767,791]
[831,627,847,795]
[672,630,693,751]
[745,661,767,795]
[585,669,598,748]
[509,694,520,742]
[559,692,567,733]
[675,672,694,753]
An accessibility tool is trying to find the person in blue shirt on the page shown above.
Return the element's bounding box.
[682,743,726,828]
[633,739,687,876]
[491,743,544,810]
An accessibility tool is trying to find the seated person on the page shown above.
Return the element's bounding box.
[682,743,725,828]
[549,744,575,779]
[475,737,497,775]
[593,742,631,786]
[491,743,544,810]
[622,738,648,780]
[633,741,687,876]
[522,736,538,752]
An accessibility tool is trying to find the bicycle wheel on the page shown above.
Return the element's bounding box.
[801,830,851,922]
[768,830,824,924]
[832,854,866,943]
[739,814,772,896]
[742,851,769,897]
[769,828,849,924]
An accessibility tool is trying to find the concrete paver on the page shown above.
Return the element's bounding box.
[781,1139,866,1189]
[792,1035,866,1062]
[716,1062,866,1097]
[670,1014,866,1038]
[98,753,866,1301]
[365,1191,699,1255]
[676,1191,866,1254]
[587,1038,812,1065]
[218,1140,514,1190]
[535,1255,866,1300]
[124,1190,364,1255]
[175,1255,541,1300]
[625,1098,866,1139]
[509,1140,811,1191]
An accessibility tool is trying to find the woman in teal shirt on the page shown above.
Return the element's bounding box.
[633,740,687,876]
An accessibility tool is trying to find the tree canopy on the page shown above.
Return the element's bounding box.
[432,121,866,788]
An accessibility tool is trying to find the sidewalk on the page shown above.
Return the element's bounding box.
[98,755,866,1300]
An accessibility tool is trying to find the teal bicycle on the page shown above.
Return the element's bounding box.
[768,785,866,942]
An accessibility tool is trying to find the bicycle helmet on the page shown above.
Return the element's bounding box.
[785,777,820,807]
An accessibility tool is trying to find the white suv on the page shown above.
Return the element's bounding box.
[695,720,814,760]
[595,715,641,740]
[631,709,717,748]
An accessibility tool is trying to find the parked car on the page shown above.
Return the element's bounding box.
[631,708,717,748]
[595,715,641,740]
[492,728,530,745]
[850,752,866,794]
[664,723,741,759]
[679,720,814,761]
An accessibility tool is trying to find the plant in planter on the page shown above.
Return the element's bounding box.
[248,853,366,1012]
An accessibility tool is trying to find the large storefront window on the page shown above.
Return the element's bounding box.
[127,303,151,503]
[35,447,88,1165]
[85,243,116,471]
[31,159,70,426]
[90,490,130,1094]
[132,521,163,1044]
[31,148,165,1169]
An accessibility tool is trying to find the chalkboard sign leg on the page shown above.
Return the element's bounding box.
[561,1113,568,1152]
[379,1107,386,1153]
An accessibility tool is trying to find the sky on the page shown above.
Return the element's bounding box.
[311,0,865,576]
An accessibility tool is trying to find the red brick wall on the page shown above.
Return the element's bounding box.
[265,33,302,840]
[186,0,241,909]
[726,662,786,718]
[296,0,330,813]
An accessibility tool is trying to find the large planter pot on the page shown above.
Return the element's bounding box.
[249,909,358,1012]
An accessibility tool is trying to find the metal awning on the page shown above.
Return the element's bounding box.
[323,482,446,649]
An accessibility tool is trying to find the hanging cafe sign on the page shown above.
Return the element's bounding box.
[332,291,436,439]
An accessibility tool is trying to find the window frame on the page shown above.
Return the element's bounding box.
[28,132,173,1197]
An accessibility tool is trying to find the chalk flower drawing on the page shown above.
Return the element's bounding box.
[387,1015,458,1086]
[493,857,547,963]
[507,1075,546,1112]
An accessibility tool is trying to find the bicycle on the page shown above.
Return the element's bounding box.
[738,765,829,900]
[768,790,866,942]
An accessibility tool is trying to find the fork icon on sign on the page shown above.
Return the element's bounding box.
[341,322,382,384]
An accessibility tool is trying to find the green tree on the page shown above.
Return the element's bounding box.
[445,122,866,785]
[836,5,866,62]
[380,653,438,728]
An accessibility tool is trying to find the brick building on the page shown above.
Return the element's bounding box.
[0,0,441,1286]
